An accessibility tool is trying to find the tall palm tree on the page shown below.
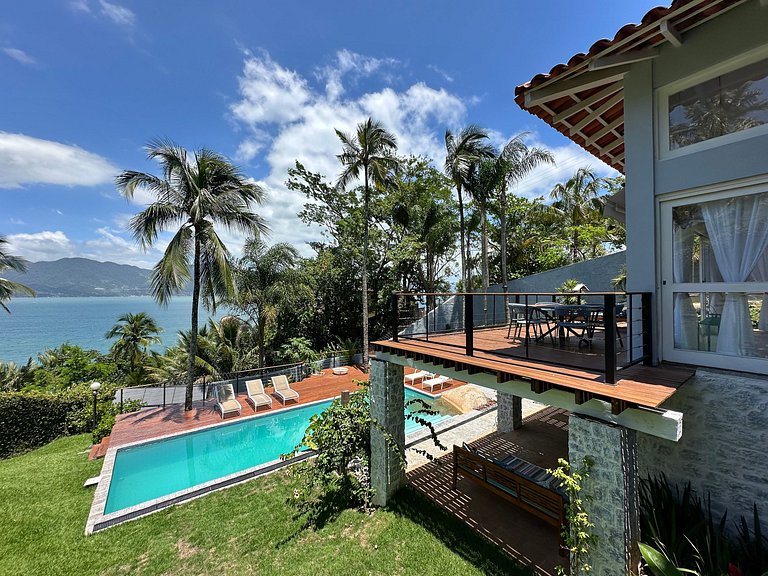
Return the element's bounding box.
[105,312,162,380]
[0,236,35,313]
[549,167,606,262]
[232,238,310,368]
[335,118,399,368]
[443,126,495,290]
[116,138,268,411]
[496,135,554,291]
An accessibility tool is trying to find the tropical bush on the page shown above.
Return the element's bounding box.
[640,474,768,576]
[0,391,74,458]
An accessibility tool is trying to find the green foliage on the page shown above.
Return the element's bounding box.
[736,505,768,575]
[556,279,583,305]
[31,343,117,392]
[640,542,698,576]
[0,391,74,458]
[549,456,597,576]
[0,235,35,313]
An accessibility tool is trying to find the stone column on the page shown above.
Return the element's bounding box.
[369,358,405,507]
[568,414,641,576]
[497,392,523,432]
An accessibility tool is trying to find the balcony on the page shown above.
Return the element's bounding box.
[373,291,694,415]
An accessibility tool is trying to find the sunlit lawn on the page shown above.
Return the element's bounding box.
[0,435,531,576]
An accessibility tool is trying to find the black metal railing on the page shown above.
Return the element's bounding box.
[390,290,653,384]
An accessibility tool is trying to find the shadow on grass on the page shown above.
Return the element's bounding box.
[388,486,534,576]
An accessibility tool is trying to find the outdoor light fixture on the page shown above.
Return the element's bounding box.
[90,381,101,432]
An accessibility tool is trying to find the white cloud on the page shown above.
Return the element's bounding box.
[9,218,25,225]
[230,49,468,254]
[427,64,454,83]
[0,133,117,188]
[2,48,36,66]
[98,0,136,26]
[5,231,76,262]
[69,0,90,12]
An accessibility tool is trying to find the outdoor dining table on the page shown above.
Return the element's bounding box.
[529,302,604,348]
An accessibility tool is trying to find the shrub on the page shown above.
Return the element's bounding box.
[0,392,77,458]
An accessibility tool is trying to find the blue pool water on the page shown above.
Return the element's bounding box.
[104,388,457,514]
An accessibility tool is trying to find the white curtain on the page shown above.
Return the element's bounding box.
[673,223,698,350]
[702,194,768,356]
[749,252,768,331]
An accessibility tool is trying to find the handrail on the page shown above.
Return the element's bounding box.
[394,290,630,297]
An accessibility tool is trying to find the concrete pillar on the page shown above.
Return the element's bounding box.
[568,414,641,576]
[497,392,523,432]
[369,358,405,507]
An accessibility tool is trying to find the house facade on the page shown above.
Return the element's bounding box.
[370,2,768,574]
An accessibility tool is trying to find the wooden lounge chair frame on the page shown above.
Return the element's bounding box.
[245,378,272,410]
[271,374,300,405]
[421,375,451,392]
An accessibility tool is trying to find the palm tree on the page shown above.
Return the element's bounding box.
[443,126,495,290]
[335,118,399,368]
[0,236,35,313]
[116,138,268,411]
[232,238,310,368]
[496,135,554,291]
[549,167,606,262]
[105,312,162,382]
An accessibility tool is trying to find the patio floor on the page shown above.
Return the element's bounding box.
[102,365,468,452]
[407,406,570,576]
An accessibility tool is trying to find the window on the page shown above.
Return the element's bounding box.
[658,50,768,158]
[662,189,768,369]
[668,58,768,150]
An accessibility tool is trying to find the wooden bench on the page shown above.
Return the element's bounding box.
[452,444,566,530]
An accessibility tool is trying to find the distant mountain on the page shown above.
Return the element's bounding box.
[3,257,192,297]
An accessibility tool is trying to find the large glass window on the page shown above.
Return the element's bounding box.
[668,58,768,151]
[670,191,768,359]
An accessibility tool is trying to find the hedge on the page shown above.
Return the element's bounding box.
[0,392,81,459]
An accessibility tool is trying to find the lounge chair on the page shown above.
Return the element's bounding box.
[245,379,272,411]
[404,370,432,385]
[271,374,300,405]
[216,383,242,418]
[421,375,451,392]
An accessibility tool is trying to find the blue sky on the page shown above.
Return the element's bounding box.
[1,1,656,267]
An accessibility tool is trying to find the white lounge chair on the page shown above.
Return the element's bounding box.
[216,383,242,418]
[421,375,451,392]
[271,374,300,405]
[404,370,432,386]
[245,379,272,411]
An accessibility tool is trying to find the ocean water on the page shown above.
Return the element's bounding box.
[0,296,223,364]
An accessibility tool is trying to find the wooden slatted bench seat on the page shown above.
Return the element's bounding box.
[452,444,566,531]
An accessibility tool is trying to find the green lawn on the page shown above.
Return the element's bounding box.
[0,435,531,576]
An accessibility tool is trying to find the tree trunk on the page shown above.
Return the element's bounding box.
[257,321,265,369]
[362,168,370,371]
[457,183,467,291]
[500,187,509,324]
[185,235,201,411]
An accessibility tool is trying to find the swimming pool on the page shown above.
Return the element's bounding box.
[101,388,456,516]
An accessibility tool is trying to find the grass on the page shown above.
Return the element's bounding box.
[0,435,532,576]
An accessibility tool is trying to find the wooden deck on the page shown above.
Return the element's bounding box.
[374,332,696,413]
[107,366,367,449]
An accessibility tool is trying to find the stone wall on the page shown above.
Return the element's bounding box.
[637,368,768,528]
[369,359,405,507]
[496,391,521,432]
[569,414,640,576]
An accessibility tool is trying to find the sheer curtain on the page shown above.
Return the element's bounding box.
[749,253,768,331]
[701,194,768,356]
[673,222,698,349]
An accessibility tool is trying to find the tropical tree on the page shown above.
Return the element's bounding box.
[105,312,162,384]
[495,135,555,290]
[443,125,495,290]
[232,238,310,368]
[549,167,606,263]
[116,138,268,411]
[335,118,399,368]
[0,236,35,313]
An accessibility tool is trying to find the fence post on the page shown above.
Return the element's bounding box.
[642,292,653,365]
[391,293,399,342]
[163,381,166,409]
[604,293,617,384]
[120,388,124,413]
[464,293,474,357]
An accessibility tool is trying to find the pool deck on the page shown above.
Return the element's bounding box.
[102,366,467,452]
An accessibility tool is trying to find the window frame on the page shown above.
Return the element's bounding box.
[659,178,768,374]
[657,45,768,161]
